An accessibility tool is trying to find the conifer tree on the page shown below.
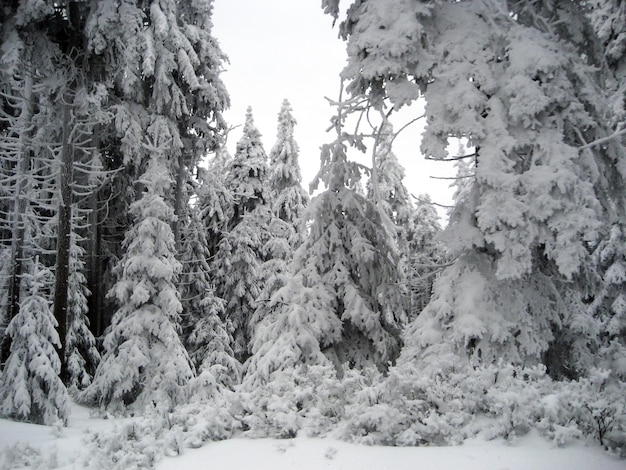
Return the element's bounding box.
[244,273,340,388]
[65,227,101,392]
[84,0,229,334]
[587,223,626,379]
[249,100,311,354]
[214,208,272,363]
[0,257,70,425]
[82,142,193,413]
[367,121,412,228]
[405,194,444,318]
[214,108,271,362]
[247,90,404,377]
[268,99,309,242]
[179,209,240,389]
[367,120,415,323]
[197,161,233,260]
[326,0,626,375]
[225,107,270,228]
[0,6,59,364]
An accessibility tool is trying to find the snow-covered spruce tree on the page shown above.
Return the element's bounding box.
[65,225,99,390]
[179,209,240,390]
[584,0,626,382]
[0,257,70,425]
[224,107,270,229]
[248,215,298,346]
[248,100,311,356]
[214,207,273,363]
[244,272,341,389]
[198,156,234,260]
[305,141,404,371]
[0,2,115,378]
[326,0,625,376]
[405,194,445,320]
[268,99,309,243]
[65,226,101,392]
[0,248,9,346]
[214,108,272,362]
[586,0,626,128]
[366,119,417,323]
[83,0,229,333]
[248,89,405,379]
[587,223,626,380]
[0,2,68,365]
[82,141,193,413]
[367,121,413,229]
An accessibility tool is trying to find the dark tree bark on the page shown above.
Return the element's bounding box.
[0,72,33,366]
[173,150,187,252]
[53,102,73,381]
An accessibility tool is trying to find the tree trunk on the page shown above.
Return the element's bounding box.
[53,101,73,382]
[86,182,103,337]
[173,150,186,251]
[0,72,33,365]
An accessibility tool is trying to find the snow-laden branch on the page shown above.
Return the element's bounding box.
[578,126,626,151]
[426,152,477,162]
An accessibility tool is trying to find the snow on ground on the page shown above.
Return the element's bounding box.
[0,402,624,470]
[157,434,626,470]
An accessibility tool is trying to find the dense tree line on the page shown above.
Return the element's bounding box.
[0,0,437,423]
[3,0,622,444]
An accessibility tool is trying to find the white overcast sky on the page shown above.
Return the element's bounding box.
[211,0,455,216]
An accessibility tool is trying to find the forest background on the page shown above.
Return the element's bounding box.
[0,0,625,465]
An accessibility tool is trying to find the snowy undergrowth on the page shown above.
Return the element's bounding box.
[335,364,626,454]
[3,367,623,469]
[235,362,626,456]
[83,365,626,468]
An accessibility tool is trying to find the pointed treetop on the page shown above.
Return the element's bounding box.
[234,106,265,162]
[243,106,261,138]
[270,98,302,186]
[275,99,297,139]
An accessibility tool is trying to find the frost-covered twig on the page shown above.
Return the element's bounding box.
[578,126,626,150]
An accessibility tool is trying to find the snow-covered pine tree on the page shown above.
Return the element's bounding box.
[367,121,412,228]
[243,273,340,388]
[0,257,70,425]
[327,0,625,376]
[213,108,272,362]
[0,1,113,378]
[0,248,9,348]
[405,194,445,320]
[584,0,626,382]
[248,100,311,358]
[197,161,233,260]
[268,99,309,243]
[225,107,270,229]
[0,6,55,364]
[65,225,101,392]
[248,89,405,379]
[214,207,273,363]
[586,0,626,128]
[366,119,416,323]
[82,132,193,413]
[304,143,404,371]
[587,223,626,380]
[179,209,240,390]
[83,0,229,334]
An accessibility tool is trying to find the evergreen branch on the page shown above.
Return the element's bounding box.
[426,152,477,162]
[389,114,426,148]
[578,126,626,151]
[429,174,474,180]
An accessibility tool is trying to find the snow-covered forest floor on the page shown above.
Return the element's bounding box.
[0,401,624,470]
